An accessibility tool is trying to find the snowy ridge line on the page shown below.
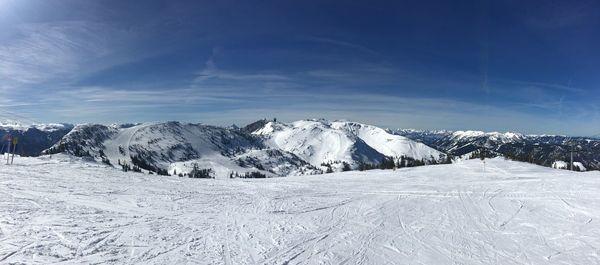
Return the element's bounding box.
[0,122,73,132]
[43,119,453,178]
[394,127,600,171]
[393,128,592,139]
[252,119,450,169]
[44,121,323,178]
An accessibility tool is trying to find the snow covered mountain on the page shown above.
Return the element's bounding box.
[0,123,73,156]
[21,120,597,174]
[45,122,320,178]
[394,129,600,171]
[253,119,449,170]
[43,120,450,178]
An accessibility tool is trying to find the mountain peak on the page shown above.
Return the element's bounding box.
[253,119,447,167]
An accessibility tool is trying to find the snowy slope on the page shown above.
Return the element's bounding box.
[46,122,318,178]
[1,155,599,264]
[332,121,446,161]
[254,119,447,168]
[254,120,382,167]
[169,148,319,178]
[46,120,449,177]
[395,129,600,171]
[45,123,120,156]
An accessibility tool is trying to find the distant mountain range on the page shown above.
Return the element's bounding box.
[44,122,316,178]
[3,120,598,176]
[42,120,448,178]
[0,123,74,156]
[393,129,600,171]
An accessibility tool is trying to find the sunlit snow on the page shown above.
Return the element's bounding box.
[0,155,598,264]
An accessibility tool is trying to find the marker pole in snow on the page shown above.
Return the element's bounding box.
[568,146,583,171]
[11,137,17,164]
[480,147,486,174]
[571,146,573,171]
[6,136,11,165]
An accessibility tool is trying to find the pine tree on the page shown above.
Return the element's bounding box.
[342,162,351,171]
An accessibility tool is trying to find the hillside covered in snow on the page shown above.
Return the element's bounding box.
[5,118,597,174]
[0,123,73,156]
[0,155,598,264]
[44,120,449,178]
[253,120,449,170]
[395,129,600,171]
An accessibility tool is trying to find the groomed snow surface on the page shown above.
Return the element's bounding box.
[1,155,599,264]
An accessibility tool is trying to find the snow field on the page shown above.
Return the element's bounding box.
[0,155,599,264]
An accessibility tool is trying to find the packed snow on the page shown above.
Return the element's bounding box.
[1,155,599,264]
[573,162,587,171]
[552,161,587,171]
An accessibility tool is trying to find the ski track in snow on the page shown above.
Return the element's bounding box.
[1,156,600,264]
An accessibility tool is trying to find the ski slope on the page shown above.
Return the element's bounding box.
[1,155,599,264]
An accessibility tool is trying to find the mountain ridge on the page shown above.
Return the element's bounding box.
[393,129,600,170]
[5,119,596,174]
[43,119,449,177]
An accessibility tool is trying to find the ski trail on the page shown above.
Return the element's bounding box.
[1,157,600,264]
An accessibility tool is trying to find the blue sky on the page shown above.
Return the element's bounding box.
[0,0,598,135]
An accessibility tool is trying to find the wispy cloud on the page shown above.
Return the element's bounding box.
[54,87,248,105]
[0,14,595,136]
[504,79,587,94]
[0,21,113,85]
[305,36,381,56]
[195,62,289,82]
[522,1,597,29]
[194,49,289,84]
[12,74,593,135]
[164,92,592,135]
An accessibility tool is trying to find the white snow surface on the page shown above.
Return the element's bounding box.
[1,155,599,264]
[573,162,587,171]
[552,161,587,171]
[552,161,569,169]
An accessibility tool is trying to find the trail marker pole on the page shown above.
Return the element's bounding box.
[570,146,574,171]
[6,136,11,165]
[11,137,18,164]
[480,147,486,174]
